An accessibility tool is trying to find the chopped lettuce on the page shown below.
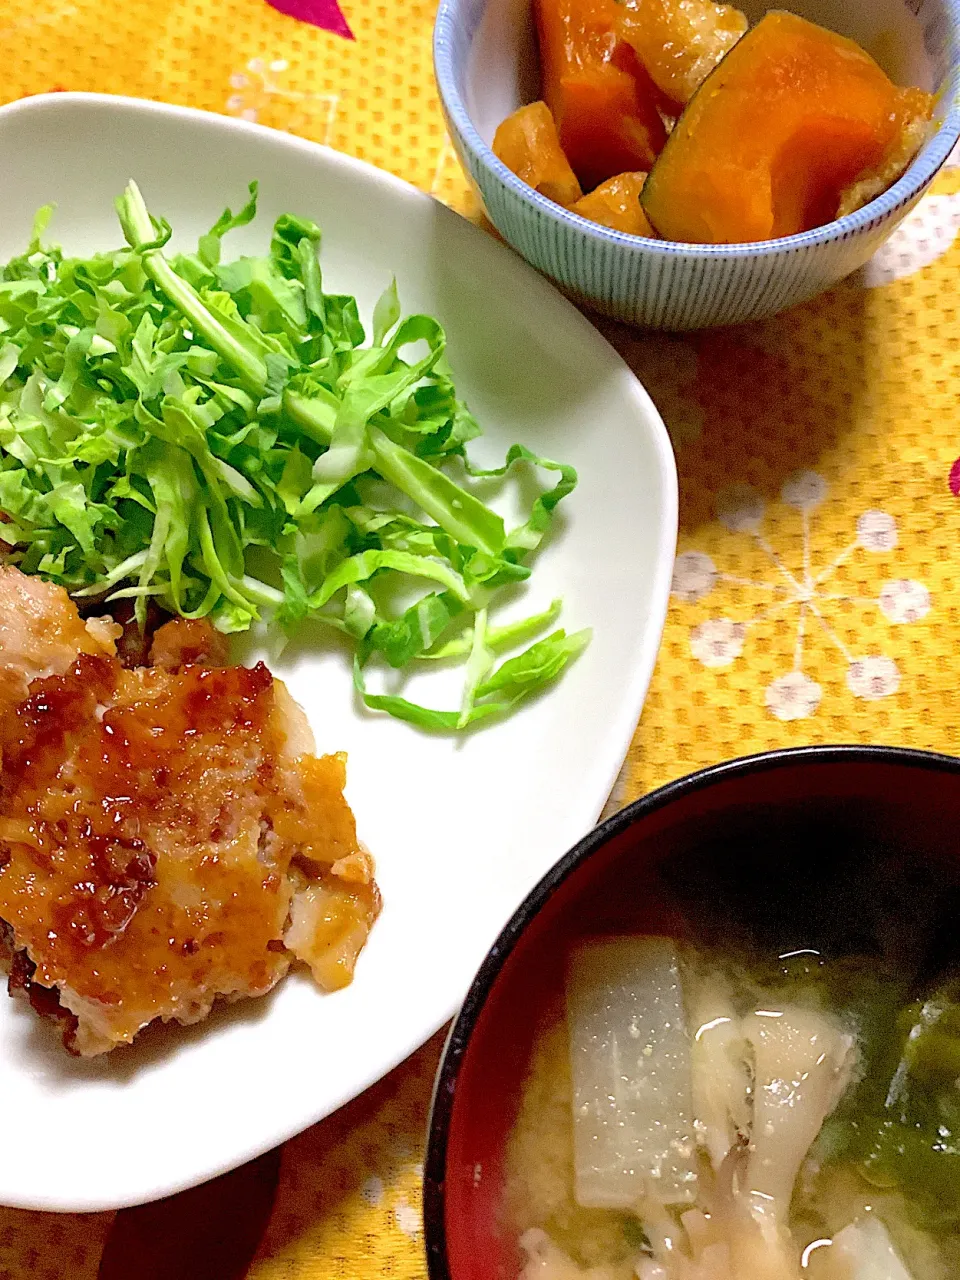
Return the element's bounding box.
[0,182,587,729]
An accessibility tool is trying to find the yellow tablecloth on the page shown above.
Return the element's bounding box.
[3,0,960,1275]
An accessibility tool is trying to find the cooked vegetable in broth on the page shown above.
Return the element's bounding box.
[492,0,936,242]
[504,841,960,1278]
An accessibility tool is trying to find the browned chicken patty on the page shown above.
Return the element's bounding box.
[0,567,380,1055]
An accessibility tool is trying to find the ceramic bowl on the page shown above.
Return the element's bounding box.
[423,745,960,1279]
[434,0,960,329]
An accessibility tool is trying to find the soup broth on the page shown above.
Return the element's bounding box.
[503,837,960,1279]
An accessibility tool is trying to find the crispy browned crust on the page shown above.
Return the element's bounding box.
[0,574,380,1055]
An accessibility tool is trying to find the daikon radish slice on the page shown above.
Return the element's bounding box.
[566,937,698,1209]
[518,1229,623,1280]
[826,1218,915,1280]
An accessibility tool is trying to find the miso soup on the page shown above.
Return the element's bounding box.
[504,837,960,1279]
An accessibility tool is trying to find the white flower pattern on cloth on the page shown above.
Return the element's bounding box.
[393,1199,421,1237]
[361,1175,385,1206]
[859,194,960,288]
[856,145,960,289]
[689,618,746,667]
[847,655,901,701]
[878,579,931,624]
[716,484,765,533]
[765,671,823,721]
[671,551,718,602]
[856,509,898,551]
[675,471,931,720]
[226,58,340,141]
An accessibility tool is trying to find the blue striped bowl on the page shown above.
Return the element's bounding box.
[434,0,960,330]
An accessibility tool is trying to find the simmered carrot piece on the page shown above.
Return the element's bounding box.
[569,172,655,236]
[618,0,747,106]
[535,0,667,190]
[492,101,583,205]
[641,11,936,243]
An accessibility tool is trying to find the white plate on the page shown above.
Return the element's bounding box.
[0,93,677,1211]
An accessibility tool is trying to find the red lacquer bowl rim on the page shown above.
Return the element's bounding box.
[422,744,960,1280]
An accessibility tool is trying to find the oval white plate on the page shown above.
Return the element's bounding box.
[0,93,677,1211]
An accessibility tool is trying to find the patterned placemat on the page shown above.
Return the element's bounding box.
[3,0,960,1274]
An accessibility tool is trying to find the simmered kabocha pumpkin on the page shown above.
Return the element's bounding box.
[617,0,747,106]
[534,0,667,190]
[492,101,583,205]
[640,11,935,244]
[569,172,655,235]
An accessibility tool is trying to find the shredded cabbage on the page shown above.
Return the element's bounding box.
[0,181,588,729]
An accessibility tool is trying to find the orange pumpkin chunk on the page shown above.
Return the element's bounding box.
[569,172,655,236]
[493,101,582,205]
[640,11,936,244]
[618,0,747,106]
[838,86,934,216]
[535,0,667,190]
